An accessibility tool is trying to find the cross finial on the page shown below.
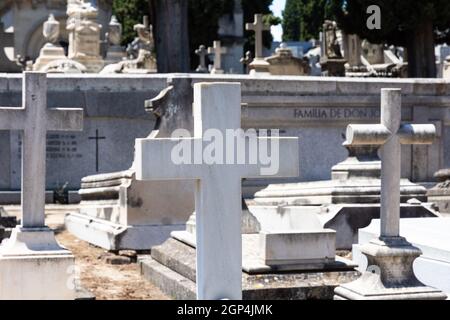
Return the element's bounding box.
[246,14,270,59]
[208,40,227,74]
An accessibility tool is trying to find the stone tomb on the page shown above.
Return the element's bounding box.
[65,77,195,250]
[139,82,358,300]
[0,72,83,299]
[251,142,438,250]
[334,88,446,300]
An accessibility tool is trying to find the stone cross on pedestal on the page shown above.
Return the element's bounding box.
[135,83,299,300]
[334,88,446,300]
[245,14,271,75]
[0,72,84,299]
[246,14,270,59]
[195,45,208,73]
[207,41,227,74]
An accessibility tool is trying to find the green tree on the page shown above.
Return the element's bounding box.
[329,0,450,77]
[112,0,150,46]
[282,0,301,41]
[282,0,333,42]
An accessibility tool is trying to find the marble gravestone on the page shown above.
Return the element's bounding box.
[207,41,227,74]
[195,45,208,73]
[0,72,83,299]
[334,88,446,300]
[134,82,299,300]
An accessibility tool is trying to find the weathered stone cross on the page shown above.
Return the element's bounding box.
[0,72,83,228]
[207,41,227,74]
[195,44,208,73]
[345,88,435,238]
[135,83,299,300]
[246,14,270,59]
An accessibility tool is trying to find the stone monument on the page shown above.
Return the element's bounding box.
[66,0,104,73]
[104,15,126,65]
[207,41,227,74]
[245,14,271,75]
[265,43,311,75]
[134,82,299,299]
[65,77,195,250]
[195,45,208,73]
[320,20,346,77]
[0,72,83,299]
[334,88,446,300]
[33,14,69,72]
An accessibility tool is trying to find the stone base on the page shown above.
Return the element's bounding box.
[248,204,437,250]
[65,212,185,251]
[334,237,447,300]
[0,226,76,300]
[33,44,67,71]
[72,56,105,73]
[249,58,271,76]
[141,236,360,300]
[320,58,347,77]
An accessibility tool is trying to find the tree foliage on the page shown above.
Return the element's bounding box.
[112,0,150,46]
[282,0,333,42]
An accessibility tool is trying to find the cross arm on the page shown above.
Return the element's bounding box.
[135,137,203,180]
[46,108,84,131]
[398,124,435,145]
[0,107,26,130]
[345,124,390,145]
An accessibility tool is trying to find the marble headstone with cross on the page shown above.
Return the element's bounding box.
[0,72,83,299]
[134,82,299,300]
[245,14,271,75]
[334,88,446,300]
[207,41,227,74]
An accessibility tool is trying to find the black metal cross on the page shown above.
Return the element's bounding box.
[88,129,106,172]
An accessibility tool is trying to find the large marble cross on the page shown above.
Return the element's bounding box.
[207,41,227,74]
[0,72,83,228]
[246,14,270,59]
[345,88,435,238]
[135,83,299,300]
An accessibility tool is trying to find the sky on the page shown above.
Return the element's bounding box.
[270,0,286,42]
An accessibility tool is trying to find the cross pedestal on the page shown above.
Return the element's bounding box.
[334,89,446,300]
[245,14,270,75]
[135,82,298,299]
[0,72,84,299]
[207,41,227,74]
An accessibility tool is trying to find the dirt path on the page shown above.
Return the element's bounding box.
[55,228,170,300]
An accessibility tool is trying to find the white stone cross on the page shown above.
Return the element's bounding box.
[0,72,83,228]
[135,83,299,300]
[207,41,227,73]
[246,14,270,59]
[345,88,435,238]
[195,44,208,73]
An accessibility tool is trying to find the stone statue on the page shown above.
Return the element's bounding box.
[323,20,342,59]
[126,16,154,59]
